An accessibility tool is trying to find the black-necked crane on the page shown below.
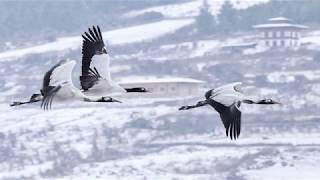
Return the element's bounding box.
[80,25,148,97]
[11,60,120,109]
[11,25,147,107]
[179,82,281,140]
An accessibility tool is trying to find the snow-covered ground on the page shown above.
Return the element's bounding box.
[2,101,320,179]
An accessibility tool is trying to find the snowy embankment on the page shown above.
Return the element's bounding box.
[114,34,258,61]
[301,30,320,49]
[125,0,269,18]
[0,19,194,61]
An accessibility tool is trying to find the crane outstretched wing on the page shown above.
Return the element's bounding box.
[205,82,243,105]
[207,87,242,140]
[41,85,61,110]
[80,25,110,91]
[219,102,242,140]
[41,60,76,110]
[211,82,242,96]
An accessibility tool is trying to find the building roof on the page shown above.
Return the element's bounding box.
[253,23,308,29]
[268,16,292,22]
[118,76,206,85]
[253,16,308,30]
[222,42,257,49]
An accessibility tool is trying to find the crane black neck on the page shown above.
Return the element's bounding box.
[125,87,148,93]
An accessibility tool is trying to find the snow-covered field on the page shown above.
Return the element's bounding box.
[2,100,320,179]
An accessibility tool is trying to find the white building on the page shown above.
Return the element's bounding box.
[253,17,308,48]
[119,77,205,98]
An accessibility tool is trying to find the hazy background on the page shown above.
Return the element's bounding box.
[0,0,320,179]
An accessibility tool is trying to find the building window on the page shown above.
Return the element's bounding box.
[171,87,176,91]
[273,40,277,47]
[292,32,296,38]
[265,40,269,47]
[160,87,165,92]
[268,31,273,38]
[285,31,291,37]
[277,40,281,47]
[264,32,268,38]
[277,31,281,37]
[281,40,285,47]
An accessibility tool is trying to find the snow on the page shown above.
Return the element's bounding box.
[110,65,131,73]
[259,88,278,96]
[1,1,320,179]
[242,150,320,180]
[112,25,313,61]
[267,70,320,83]
[125,33,260,61]
[243,45,268,55]
[253,23,308,29]
[268,16,292,21]
[0,161,53,179]
[245,166,320,180]
[0,19,194,61]
[65,145,258,179]
[190,35,257,57]
[300,30,320,49]
[118,76,206,84]
[191,39,221,57]
[1,95,320,179]
[103,19,194,44]
[125,0,270,18]
[125,0,205,18]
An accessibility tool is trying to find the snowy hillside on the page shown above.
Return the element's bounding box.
[0,19,194,61]
[125,0,270,18]
[1,0,320,180]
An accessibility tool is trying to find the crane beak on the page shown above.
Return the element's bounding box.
[10,101,23,106]
[112,98,122,103]
[140,88,150,93]
[102,48,108,54]
[273,101,282,105]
